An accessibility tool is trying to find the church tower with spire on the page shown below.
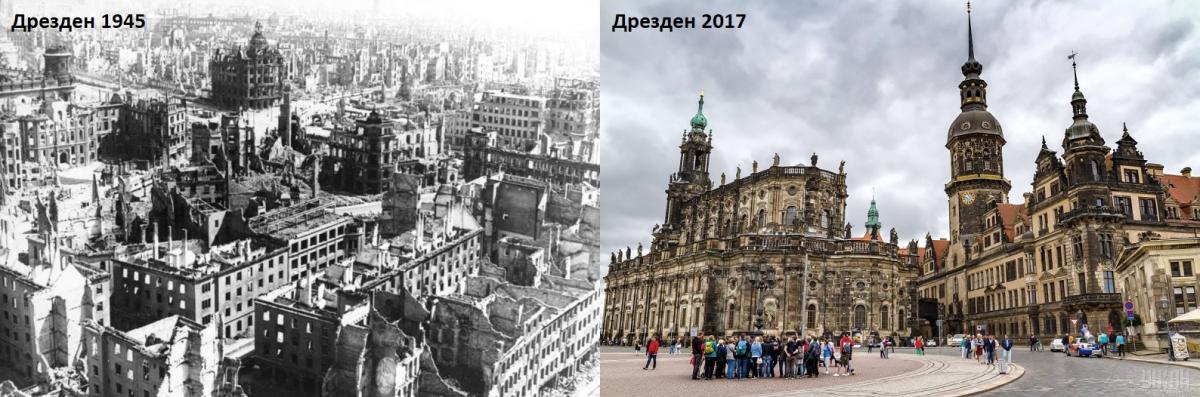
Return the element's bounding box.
[945,3,1010,244]
[662,92,713,232]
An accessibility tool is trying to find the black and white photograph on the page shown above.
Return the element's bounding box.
[0,0,600,396]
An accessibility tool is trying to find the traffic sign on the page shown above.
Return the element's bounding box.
[1124,301,1134,310]
[1125,301,1135,321]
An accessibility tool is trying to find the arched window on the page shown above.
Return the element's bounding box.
[1090,160,1100,181]
[821,210,831,228]
[898,309,906,330]
[881,307,890,330]
[806,304,817,330]
[853,305,866,330]
[727,303,736,329]
[784,206,799,226]
[756,209,767,228]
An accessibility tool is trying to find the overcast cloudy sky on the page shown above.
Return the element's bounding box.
[599,0,1200,257]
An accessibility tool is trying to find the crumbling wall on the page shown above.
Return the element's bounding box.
[546,192,581,225]
[321,323,368,397]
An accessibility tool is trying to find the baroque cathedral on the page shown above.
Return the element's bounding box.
[602,94,921,343]
[916,7,1200,341]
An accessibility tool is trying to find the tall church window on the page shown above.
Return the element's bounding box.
[756,209,766,228]
[898,309,905,330]
[1090,160,1101,181]
[821,210,830,228]
[1099,233,1113,258]
[853,305,866,330]
[806,304,817,330]
[784,206,799,226]
[727,303,736,329]
[880,307,890,329]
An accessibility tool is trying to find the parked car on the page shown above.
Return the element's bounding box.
[1049,338,1066,352]
[1069,337,1103,358]
[949,334,966,347]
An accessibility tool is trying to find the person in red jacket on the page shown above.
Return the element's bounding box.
[644,336,660,370]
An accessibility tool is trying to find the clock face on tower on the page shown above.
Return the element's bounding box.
[961,192,975,205]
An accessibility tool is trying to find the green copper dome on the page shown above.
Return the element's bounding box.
[865,198,881,231]
[690,93,707,130]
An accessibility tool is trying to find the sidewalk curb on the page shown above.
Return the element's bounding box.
[1102,354,1200,372]
[961,364,1023,396]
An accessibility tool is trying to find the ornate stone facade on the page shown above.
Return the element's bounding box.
[603,95,919,343]
[210,22,287,111]
[916,9,1200,343]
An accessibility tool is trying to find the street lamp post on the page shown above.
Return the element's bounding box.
[747,263,776,338]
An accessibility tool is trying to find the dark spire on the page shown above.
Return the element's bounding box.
[1068,52,1088,118]
[1041,135,1048,150]
[961,1,983,77]
[1071,52,1080,91]
[967,1,975,61]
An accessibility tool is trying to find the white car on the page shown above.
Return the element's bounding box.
[1049,339,1066,352]
[949,334,965,347]
[926,339,938,347]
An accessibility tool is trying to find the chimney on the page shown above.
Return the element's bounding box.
[152,222,159,259]
[1184,167,1193,178]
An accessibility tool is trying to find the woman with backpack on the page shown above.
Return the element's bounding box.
[803,337,818,378]
[735,335,750,379]
[703,335,719,379]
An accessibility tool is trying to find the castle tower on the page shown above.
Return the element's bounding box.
[945,3,1010,244]
[663,92,713,230]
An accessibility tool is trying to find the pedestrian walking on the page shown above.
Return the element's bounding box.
[1098,332,1109,356]
[821,339,833,374]
[668,338,677,355]
[1029,334,1038,352]
[643,336,659,370]
[881,337,891,359]
[915,336,924,356]
[974,335,984,363]
[1116,333,1126,359]
[691,332,705,380]
[999,335,1013,374]
[835,334,854,376]
[984,335,996,366]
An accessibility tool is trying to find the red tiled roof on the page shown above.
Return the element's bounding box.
[929,239,950,268]
[1161,174,1200,207]
[995,203,1027,241]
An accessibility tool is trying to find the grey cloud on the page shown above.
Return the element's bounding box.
[600,0,1200,256]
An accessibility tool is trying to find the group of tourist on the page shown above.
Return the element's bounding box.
[643,332,863,380]
[959,334,1014,374]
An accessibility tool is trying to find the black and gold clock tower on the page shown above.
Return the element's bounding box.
[945,5,1010,244]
